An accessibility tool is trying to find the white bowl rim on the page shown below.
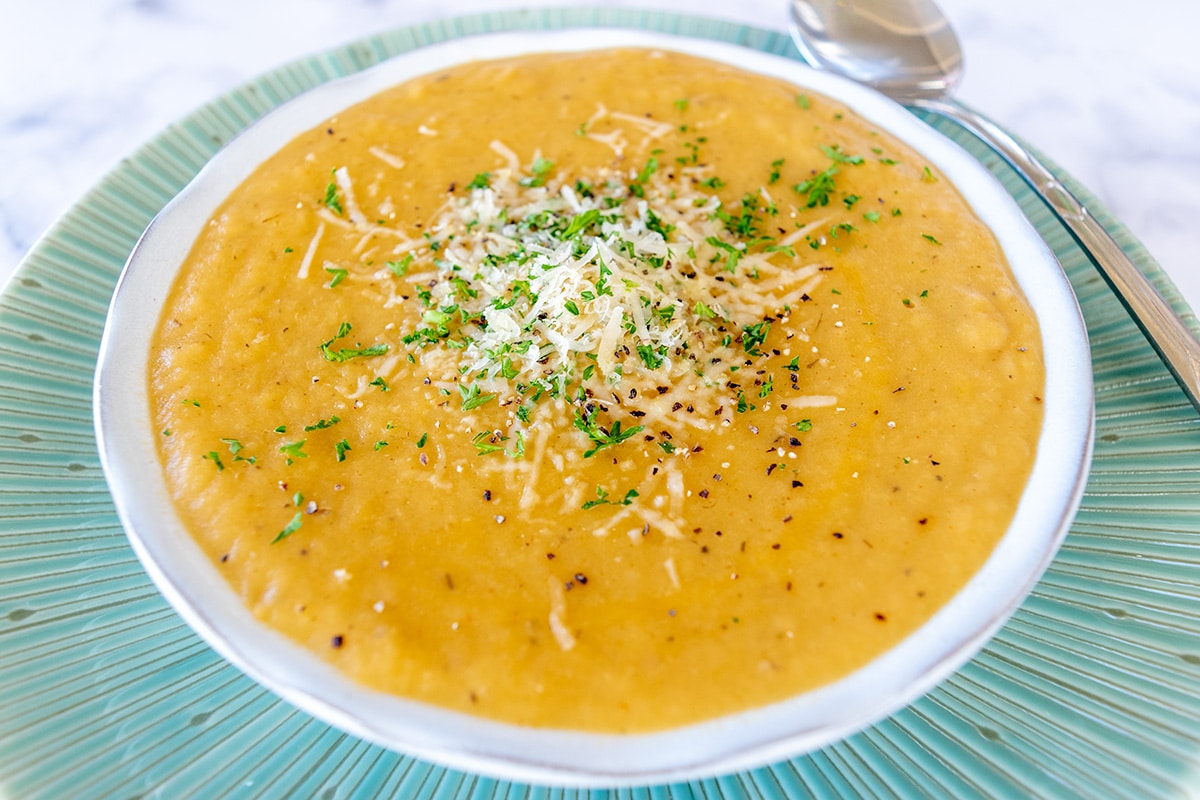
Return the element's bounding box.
[93,27,1094,787]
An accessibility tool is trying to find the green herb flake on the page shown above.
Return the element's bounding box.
[467,172,492,190]
[794,419,813,432]
[921,233,943,245]
[203,451,225,472]
[582,485,640,510]
[795,94,812,110]
[320,322,389,362]
[768,157,785,185]
[370,376,390,392]
[323,170,344,215]
[280,440,308,465]
[272,512,303,544]
[459,382,498,411]
[386,254,414,276]
[324,266,348,288]
[416,433,428,448]
[864,210,882,223]
[574,408,644,458]
[335,439,351,462]
[821,144,864,165]
[222,437,254,463]
[561,208,601,239]
[741,321,771,356]
[471,431,509,456]
[520,157,555,188]
[792,166,838,208]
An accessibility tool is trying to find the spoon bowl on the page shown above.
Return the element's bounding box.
[789,0,961,101]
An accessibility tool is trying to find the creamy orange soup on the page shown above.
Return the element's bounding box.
[151,49,1044,732]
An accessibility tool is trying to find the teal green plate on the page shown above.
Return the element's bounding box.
[2,9,1198,799]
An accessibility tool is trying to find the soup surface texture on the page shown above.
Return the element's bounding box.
[151,48,1044,733]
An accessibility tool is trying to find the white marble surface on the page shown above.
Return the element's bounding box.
[3,0,1198,314]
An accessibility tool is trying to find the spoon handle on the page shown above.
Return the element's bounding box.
[917,98,1200,413]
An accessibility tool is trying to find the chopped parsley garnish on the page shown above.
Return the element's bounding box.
[768,158,785,185]
[562,208,601,239]
[386,254,414,276]
[637,344,666,370]
[221,437,255,464]
[741,321,771,356]
[324,267,348,288]
[319,322,389,362]
[821,144,864,165]
[519,158,555,187]
[574,408,644,458]
[459,382,498,411]
[272,512,303,544]
[472,430,525,458]
[793,167,838,208]
[279,440,308,465]
[582,485,640,510]
[323,170,344,215]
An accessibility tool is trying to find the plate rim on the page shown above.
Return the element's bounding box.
[2,7,1195,798]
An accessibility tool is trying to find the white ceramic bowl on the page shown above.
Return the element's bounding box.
[94,28,1094,787]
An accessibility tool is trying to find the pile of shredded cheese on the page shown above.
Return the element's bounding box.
[352,109,832,456]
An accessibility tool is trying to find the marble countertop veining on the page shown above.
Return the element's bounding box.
[3,0,1198,316]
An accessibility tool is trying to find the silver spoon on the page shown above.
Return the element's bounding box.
[789,0,1200,413]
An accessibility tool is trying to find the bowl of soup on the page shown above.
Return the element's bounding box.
[94,28,1093,786]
